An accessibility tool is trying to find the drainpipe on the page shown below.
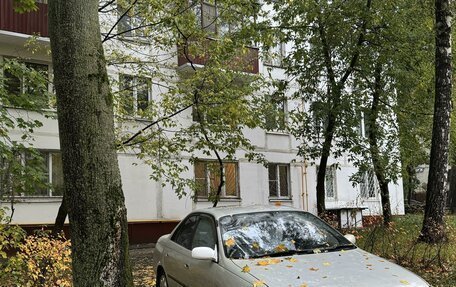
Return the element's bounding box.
[300,161,309,211]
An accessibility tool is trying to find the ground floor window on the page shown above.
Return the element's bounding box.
[268,163,290,198]
[194,160,239,199]
[360,169,378,199]
[0,150,63,197]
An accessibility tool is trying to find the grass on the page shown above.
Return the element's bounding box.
[353,214,456,287]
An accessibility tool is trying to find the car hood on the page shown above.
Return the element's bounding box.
[231,248,429,287]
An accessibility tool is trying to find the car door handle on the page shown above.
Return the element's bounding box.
[184,263,189,269]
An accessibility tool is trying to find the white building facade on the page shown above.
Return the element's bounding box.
[0,0,404,242]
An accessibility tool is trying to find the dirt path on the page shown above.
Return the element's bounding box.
[130,244,156,287]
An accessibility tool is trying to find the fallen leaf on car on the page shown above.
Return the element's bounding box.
[309,267,319,271]
[323,262,331,266]
[299,284,308,287]
[400,280,410,285]
[225,237,236,247]
[253,280,266,287]
[242,265,251,273]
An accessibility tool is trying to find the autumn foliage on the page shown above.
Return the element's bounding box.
[0,209,72,287]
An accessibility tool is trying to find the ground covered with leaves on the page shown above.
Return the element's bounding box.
[356,214,456,287]
[131,245,156,287]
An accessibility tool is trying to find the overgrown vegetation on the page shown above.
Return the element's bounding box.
[356,214,456,286]
[0,209,72,287]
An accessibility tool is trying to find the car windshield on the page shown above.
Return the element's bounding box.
[219,211,354,259]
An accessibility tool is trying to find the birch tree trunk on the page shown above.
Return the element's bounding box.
[420,0,452,243]
[48,1,133,285]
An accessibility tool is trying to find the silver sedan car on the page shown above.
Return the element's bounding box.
[153,205,429,287]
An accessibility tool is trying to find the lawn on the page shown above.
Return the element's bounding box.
[355,214,456,287]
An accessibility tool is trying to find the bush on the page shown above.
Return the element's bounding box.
[0,208,72,287]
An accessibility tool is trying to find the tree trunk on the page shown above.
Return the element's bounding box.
[48,1,133,286]
[419,0,452,244]
[52,194,67,237]
[368,62,392,225]
[406,164,415,205]
[448,167,456,213]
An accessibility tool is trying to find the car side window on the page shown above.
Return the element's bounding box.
[192,215,216,249]
[172,215,198,250]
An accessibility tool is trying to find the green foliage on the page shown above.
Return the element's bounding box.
[0,58,52,199]
[12,0,37,13]
[357,214,456,287]
[109,0,271,199]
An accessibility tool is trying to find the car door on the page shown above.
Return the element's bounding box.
[164,215,198,287]
[185,214,218,287]
[164,213,221,287]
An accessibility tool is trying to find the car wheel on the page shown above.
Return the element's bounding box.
[158,271,168,287]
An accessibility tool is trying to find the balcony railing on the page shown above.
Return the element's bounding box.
[177,40,259,74]
[0,0,49,37]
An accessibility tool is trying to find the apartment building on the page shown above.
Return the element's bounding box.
[0,0,404,243]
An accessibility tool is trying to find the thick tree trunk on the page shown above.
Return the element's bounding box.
[420,0,452,244]
[448,167,456,213]
[48,1,133,286]
[368,62,392,225]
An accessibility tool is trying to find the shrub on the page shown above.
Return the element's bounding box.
[0,208,72,287]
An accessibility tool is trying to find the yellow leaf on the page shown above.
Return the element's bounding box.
[400,280,410,285]
[257,260,270,266]
[253,280,266,287]
[287,257,298,263]
[242,265,251,273]
[300,284,308,287]
[225,237,236,247]
[323,262,331,266]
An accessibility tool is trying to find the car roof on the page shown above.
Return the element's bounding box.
[191,204,301,220]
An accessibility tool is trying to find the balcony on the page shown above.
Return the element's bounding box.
[0,0,49,37]
[177,40,259,74]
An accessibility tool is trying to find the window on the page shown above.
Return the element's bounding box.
[264,42,286,67]
[0,150,63,197]
[192,215,217,249]
[171,214,217,251]
[265,96,286,131]
[3,60,50,107]
[172,215,199,250]
[193,1,242,36]
[268,163,290,198]
[325,165,336,199]
[119,74,151,115]
[194,160,239,199]
[117,2,145,37]
[360,169,379,198]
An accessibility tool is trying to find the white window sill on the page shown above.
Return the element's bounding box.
[196,197,241,202]
[269,197,292,202]
[2,196,63,203]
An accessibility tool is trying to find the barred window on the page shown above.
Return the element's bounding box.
[360,169,379,198]
[195,160,239,198]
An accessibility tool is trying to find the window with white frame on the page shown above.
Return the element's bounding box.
[195,160,239,199]
[264,42,286,67]
[360,169,379,198]
[268,163,290,198]
[0,150,63,197]
[325,165,337,199]
[2,59,50,107]
[193,0,243,36]
[117,2,145,37]
[265,95,286,131]
[119,74,151,115]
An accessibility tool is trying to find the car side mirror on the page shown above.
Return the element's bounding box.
[192,246,217,262]
[344,234,356,244]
